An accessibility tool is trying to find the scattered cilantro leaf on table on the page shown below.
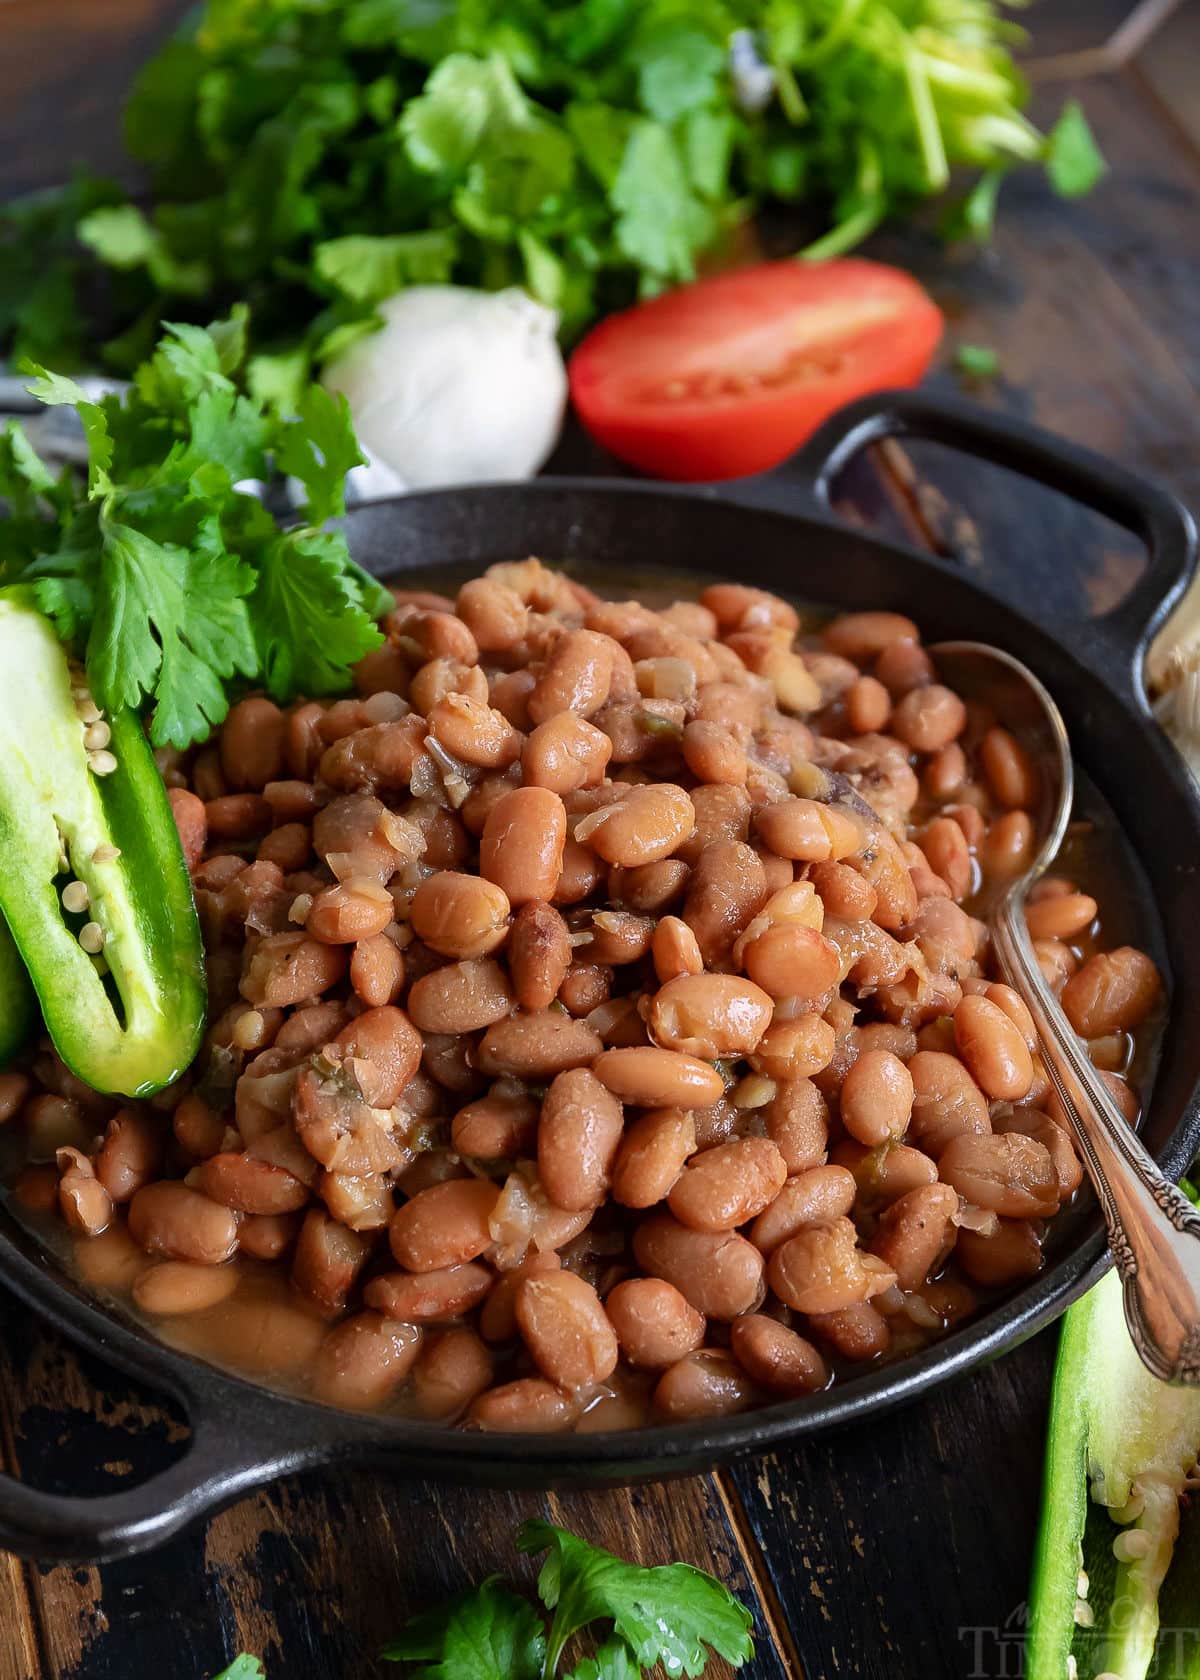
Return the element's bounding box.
[381,1577,548,1679]
[1,312,387,747]
[519,1519,755,1678]
[210,1660,266,1680]
[955,343,1000,379]
[0,0,1103,378]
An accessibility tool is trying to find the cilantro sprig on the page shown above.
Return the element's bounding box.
[2,0,1102,382]
[381,1519,755,1679]
[0,310,393,749]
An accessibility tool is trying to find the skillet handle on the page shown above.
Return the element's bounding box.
[0,1375,317,1563]
[787,388,1199,693]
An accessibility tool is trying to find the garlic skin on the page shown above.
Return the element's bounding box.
[322,285,567,491]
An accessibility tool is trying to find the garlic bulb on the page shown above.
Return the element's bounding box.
[322,285,567,491]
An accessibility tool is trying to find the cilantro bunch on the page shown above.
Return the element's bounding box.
[2,0,1101,391]
[0,310,393,749]
[207,1521,753,1679]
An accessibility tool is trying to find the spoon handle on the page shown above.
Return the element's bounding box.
[993,899,1200,1385]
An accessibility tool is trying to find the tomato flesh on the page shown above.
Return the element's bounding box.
[569,259,944,482]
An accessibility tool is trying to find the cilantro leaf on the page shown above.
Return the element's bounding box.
[210,1660,265,1680]
[629,24,725,127]
[274,386,364,523]
[518,1520,755,1678]
[248,529,383,699]
[83,515,257,747]
[0,422,57,511]
[381,1577,545,1680]
[611,122,714,284]
[313,231,459,304]
[1045,100,1105,199]
[21,365,114,497]
[955,343,999,378]
[564,1635,643,1680]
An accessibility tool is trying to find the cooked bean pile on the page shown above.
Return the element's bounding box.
[6,562,1164,1428]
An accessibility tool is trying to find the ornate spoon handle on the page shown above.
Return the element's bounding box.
[992,896,1200,1385]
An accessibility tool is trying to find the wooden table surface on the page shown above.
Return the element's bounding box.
[1,4,1199,1677]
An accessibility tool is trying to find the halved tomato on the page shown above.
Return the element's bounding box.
[568,259,944,482]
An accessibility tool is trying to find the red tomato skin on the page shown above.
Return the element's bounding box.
[569,259,944,482]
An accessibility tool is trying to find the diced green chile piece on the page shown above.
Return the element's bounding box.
[0,914,37,1066]
[1028,1249,1200,1680]
[0,593,205,1096]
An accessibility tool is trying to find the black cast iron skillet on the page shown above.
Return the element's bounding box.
[0,390,1197,1563]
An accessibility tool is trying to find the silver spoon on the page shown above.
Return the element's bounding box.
[931,640,1200,1385]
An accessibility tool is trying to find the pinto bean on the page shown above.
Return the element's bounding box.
[768,1217,896,1314]
[980,726,1040,809]
[956,1218,1043,1287]
[633,1212,764,1320]
[522,714,613,795]
[467,1377,579,1433]
[538,1068,624,1212]
[730,1315,829,1397]
[611,1108,696,1208]
[291,1207,372,1311]
[503,901,569,1013]
[654,1350,757,1420]
[891,685,966,754]
[953,994,1034,1100]
[807,1302,891,1362]
[515,1269,618,1390]
[95,1108,163,1203]
[169,788,207,872]
[364,1262,494,1323]
[593,1047,724,1109]
[1061,948,1162,1037]
[240,933,348,1008]
[823,612,919,661]
[312,1312,423,1411]
[238,1212,302,1260]
[667,1137,787,1232]
[128,1182,240,1265]
[647,974,774,1061]
[749,1164,857,1253]
[763,1078,829,1174]
[306,878,395,944]
[868,1183,958,1290]
[331,1006,422,1106]
[195,1152,309,1215]
[133,1261,239,1315]
[452,1091,538,1159]
[651,917,704,985]
[390,1179,500,1272]
[477,1012,602,1079]
[410,871,510,960]
[220,697,286,790]
[755,798,861,863]
[56,1148,112,1237]
[750,1016,836,1082]
[907,1051,991,1156]
[604,1277,705,1369]
[839,1050,914,1147]
[349,933,405,1007]
[831,1139,938,1205]
[939,1132,1059,1218]
[1025,892,1098,942]
[684,840,768,964]
[407,958,515,1035]
[411,1327,495,1420]
[577,783,696,868]
[479,787,566,905]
